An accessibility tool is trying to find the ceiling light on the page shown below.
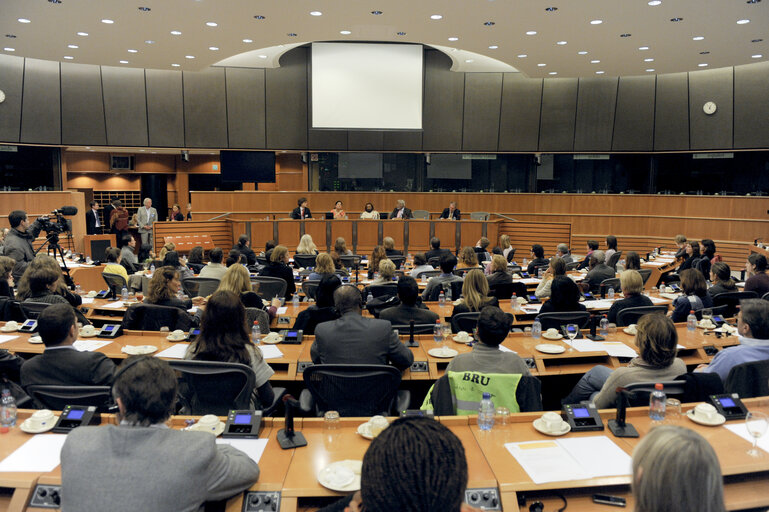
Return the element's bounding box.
[646,68,655,72]
[639,46,649,50]
[208,46,219,51]
[549,71,557,75]
[371,10,383,15]
[590,59,600,63]
[448,37,458,41]
[517,54,527,58]
[465,59,474,63]
[596,71,605,74]
[254,15,265,20]
[430,14,443,20]
[63,55,73,59]
[699,51,710,55]
[693,36,704,40]
[737,19,750,24]
[206,22,218,27]
[590,20,603,25]
[644,58,654,62]
[49,0,62,3]
[537,63,546,67]
[185,55,195,59]
[243,38,253,43]
[310,11,322,16]
[145,40,155,44]
[752,39,764,42]
[620,33,631,37]
[396,32,406,36]
[119,60,128,64]
[18,18,31,24]
[556,41,567,45]
[171,30,182,35]
[752,54,763,58]
[670,17,683,22]
[3,47,15,52]
[484,21,495,26]
[526,31,537,35]
[488,45,498,49]
[287,33,297,36]
[101,19,114,24]
[127,49,138,53]
[258,55,268,59]
[77,32,88,36]
[340,30,351,35]
[747,0,761,3]
[171,63,180,67]
[67,44,78,49]
[698,63,708,67]
[648,0,661,5]
[545,7,558,11]
[578,50,588,55]
[138,7,151,11]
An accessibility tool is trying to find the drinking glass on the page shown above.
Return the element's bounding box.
[565,323,578,351]
[442,322,452,354]
[665,398,682,423]
[745,411,769,457]
[702,308,713,324]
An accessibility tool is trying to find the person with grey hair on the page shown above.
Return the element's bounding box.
[136,197,157,250]
[584,249,615,292]
[556,243,573,263]
[61,356,260,512]
[698,298,769,381]
[389,199,412,220]
[311,284,414,370]
[632,426,724,512]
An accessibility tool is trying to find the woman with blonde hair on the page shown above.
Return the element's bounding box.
[456,246,480,270]
[370,259,396,285]
[487,254,512,288]
[216,264,278,318]
[15,254,81,306]
[257,245,295,300]
[499,234,513,260]
[451,269,498,318]
[383,237,402,257]
[534,257,566,299]
[158,242,176,261]
[308,253,336,281]
[296,234,318,255]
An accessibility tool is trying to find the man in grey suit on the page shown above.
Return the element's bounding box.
[136,197,157,251]
[311,285,414,370]
[61,356,260,512]
[584,250,616,293]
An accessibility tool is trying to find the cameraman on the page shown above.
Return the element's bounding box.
[5,210,44,282]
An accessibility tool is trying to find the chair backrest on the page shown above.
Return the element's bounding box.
[121,303,194,331]
[470,212,489,221]
[712,291,759,317]
[245,308,270,334]
[389,256,406,269]
[724,360,769,398]
[505,248,517,263]
[19,301,51,320]
[443,280,464,301]
[25,385,112,412]
[167,360,256,415]
[508,281,529,299]
[454,268,478,277]
[624,380,686,407]
[302,364,402,416]
[423,372,542,414]
[293,254,317,268]
[0,298,25,322]
[302,280,321,300]
[182,277,221,298]
[607,251,622,269]
[416,269,440,279]
[565,261,581,271]
[762,291,769,302]
[599,277,621,297]
[255,256,269,266]
[489,282,514,300]
[535,311,591,330]
[339,255,363,269]
[391,323,436,335]
[412,209,430,220]
[508,265,522,273]
[102,273,127,296]
[367,284,398,299]
[427,257,441,268]
[187,262,205,274]
[615,306,669,327]
[450,312,481,334]
[251,276,288,300]
[638,268,653,284]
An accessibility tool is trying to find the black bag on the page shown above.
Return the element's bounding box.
[366,295,401,318]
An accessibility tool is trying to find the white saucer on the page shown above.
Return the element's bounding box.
[261,334,282,345]
[0,326,19,333]
[79,331,98,338]
[542,333,563,340]
[28,336,43,344]
[533,418,571,436]
[20,416,59,434]
[318,460,362,492]
[166,335,187,342]
[453,335,473,343]
[535,344,566,354]
[121,345,158,355]
[357,422,374,440]
[186,420,226,436]
[428,347,459,358]
[686,410,726,426]
[697,323,717,330]
[623,328,637,336]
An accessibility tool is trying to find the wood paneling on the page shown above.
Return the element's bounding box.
[225,67,266,149]
[101,66,149,147]
[612,76,656,151]
[654,72,689,151]
[733,62,769,149]
[574,77,618,152]
[265,48,308,149]
[689,68,733,150]
[60,63,106,146]
[329,221,353,252]
[145,69,185,148]
[462,73,503,152]
[0,191,87,252]
[498,74,543,152]
[539,78,578,152]
[422,51,464,151]
[0,55,23,143]
[152,221,233,256]
[20,59,61,145]
[408,221,431,253]
[183,68,228,148]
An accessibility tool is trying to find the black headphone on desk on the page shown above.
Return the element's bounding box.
[528,494,567,512]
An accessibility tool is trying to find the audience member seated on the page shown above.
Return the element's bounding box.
[119,235,139,272]
[584,250,615,292]
[534,257,565,299]
[185,291,274,408]
[422,253,463,301]
[233,234,256,266]
[446,306,530,375]
[296,234,319,255]
[0,255,15,298]
[526,244,549,275]
[15,254,81,307]
[217,264,278,318]
[451,269,498,317]
[260,240,276,261]
[258,245,296,301]
[698,239,718,278]
[389,199,412,220]
[333,237,352,257]
[487,255,513,288]
[380,276,439,325]
[744,253,769,298]
[146,266,195,311]
[554,243,573,264]
[368,259,396,286]
[474,237,491,262]
[607,270,654,325]
[311,285,414,370]
[677,240,701,273]
[367,246,387,280]
[539,276,586,315]
[162,251,193,280]
[562,313,684,407]
[439,201,461,220]
[670,269,713,323]
[290,197,312,219]
[331,200,347,219]
[604,235,618,262]
[707,262,737,299]
[499,234,514,261]
[186,245,204,269]
[20,303,115,388]
[330,253,348,275]
[382,237,402,258]
[632,426,724,512]
[157,242,175,262]
[625,250,641,271]
[425,237,450,262]
[61,356,259,511]
[22,265,70,306]
[226,249,243,267]
[359,202,379,220]
[698,298,769,381]
[576,239,598,270]
[198,247,227,280]
[102,247,129,284]
[409,253,433,278]
[457,246,481,270]
[307,252,336,281]
[674,234,688,260]
[293,275,342,335]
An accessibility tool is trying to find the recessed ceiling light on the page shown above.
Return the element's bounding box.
[138,6,151,11]
[208,46,219,51]
[590,20,603,25]
[537,63,546,67]
[185,55,195,59]
[77,32,88,36]
[644,58,654,62]
[646,68,655,72]
[119,60,128,64]
[517,54,527,58]
[670,17,683,22]
[693,36,704,41]
[243,38,253,43]
[737,19,750,24]
[556,41,567,45]
[340,30,351,35]
[488,45,498,49]
[591,59,600,63]
[145,40,155,44]
[596,71,605,74]
[578,50,588,55]
[484,21,495,26]
[448,37,458,41]
[752,54,763,58]
[206,22,218,27]
[430,14,443,20]
[254,15,265,20]
[170,30,182,35]
[545,7,558,11]
[639,46,649,50]
[648,0,661,5]
[171,63,180,67]
[620,33,631,37]
[752,38,764,42]
[67,44,78,49]
[18,18,31,24]
[63,55,73,59]
[101,19,114,24]
[127,49,138,53]
[49,0,62,4]
[310,11,322,16]
[698,63,708,67]
[549,71,557,75]
[747,0,761,3]
[699,51,710,55]
[371,10,383,15]
[465,59,474,63]
[526,30,537,35]
[3,47,15,52]
[396,32,406,36]
[287,33,297,36]
[258,54,268,59]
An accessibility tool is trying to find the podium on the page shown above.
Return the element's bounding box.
[83,234,116,261]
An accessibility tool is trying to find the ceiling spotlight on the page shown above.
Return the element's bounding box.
[340,30,351,35]
[700,51,710,55]
[3,34,16,39]
[488,45,499,49]
[258,55,268,59]
[49,0,62,3]
[101,19,114,24]
[648,0,661,5]
[171,30,182,35]
[127,49,138,53]
[287,33,297,36]
[310,11,322,16]
[465,59,474,63]
[556,40,567,45]
[77,32,88,36]
[644,58,654,62]
[396,32,406,36]
[537,63,546,67]
[63,55,73,59]
[67,44,78,49]
[138,6,151,11]
[693,36,704,40]
[517,54,527,58]
[698,63,708,67]
[484,21,495,26]
[747,0,761,3]
[3,47,15,52]
[185,55,195,59]
[620,33,631,37]
[253,15,265,20]
[206,22,218,27]
[545,7,558,11]
[646,68,655,72]
[18,18,31,24]
[448,37,458,41]
[639,46,649,50]
[737,19,750,24]
[144,40,155,44]
[549,71,557,75]
[590,20,603,25]
[670,17,683,22]
[243,38,253,43]
[591,59,600,63]
[752,39,764,42]
[578,50,588,55]
[430,14,443,20]
[526,30,537,35]
[119,60,128,64]
[596,71,605,74]
[371,10,383,15]
[208,46,219,51]
[171,63,180,67]
[752,54,763,58]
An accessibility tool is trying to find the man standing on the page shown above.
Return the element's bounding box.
[290,198,312,219]
[85,201,101,235]
[390,199,412,220]
[439,201,461,220]
[5,210,43,282]
[137,197,157,252]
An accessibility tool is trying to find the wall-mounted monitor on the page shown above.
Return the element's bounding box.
[220,151,276,183]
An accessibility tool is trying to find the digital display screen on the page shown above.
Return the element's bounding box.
[528,295,537,301]
[191,329,200,336]
[66,409,85,420]
[104,325,114,331]
[719,397,736,408]
[712,316,724,323]
[234,414,252,425]
[567,325,577,334]
[287,331,298,337]
[572,408,590,419]
[23,320,35,326]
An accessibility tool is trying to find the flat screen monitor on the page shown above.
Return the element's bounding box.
[220,151,276,183]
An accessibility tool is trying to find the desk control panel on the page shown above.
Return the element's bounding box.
[297,361,313,373]
[410,361,429,372]
[29,484,62,508]
[465,487,500,510]
[524,357,536,369]
[242,491,280,512]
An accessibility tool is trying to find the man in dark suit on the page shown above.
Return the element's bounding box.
[526,244,549,275]
[20,303,115,388]
[290,197,312,219]
[102,197,118,233]
[380,277,439,326]
[85,201,102,235]
[584,250,616,293]
[311,285,414,370]
[425,237,451,263]
[439,201,461,220]
[389,199,412,220]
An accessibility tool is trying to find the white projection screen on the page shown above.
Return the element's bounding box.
[311,43,423,130]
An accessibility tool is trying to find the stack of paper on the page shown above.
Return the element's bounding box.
[73,339,113,352]
[0,335,18,345]
[0,435,68,472]
[155,344,190,359]
[216,438,268,464]
[259,345,284,360]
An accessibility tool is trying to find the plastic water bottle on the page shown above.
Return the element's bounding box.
[149,263,155,274]
[292,293,300,307]
[121,286,129,301]
[649,383,666,422]
[523,257,528,267]
[687,310,697,332]
[478,392,495,431]
[75,284,82,296]
[532,318,542,339]
[252,321,261,345]
[599,315,609,336]
[0,389,17,428]
[607,287,615,300]
[434,321,443,344]
[439,290,445,306]
[366,292,374,305]
[446,286,452,301]
[511,293,519,313]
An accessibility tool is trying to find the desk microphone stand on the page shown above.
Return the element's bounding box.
[406,320,419,347]
[277,395,307,449]
[608,388,639,438]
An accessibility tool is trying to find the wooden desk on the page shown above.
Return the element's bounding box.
[164,234,215,253]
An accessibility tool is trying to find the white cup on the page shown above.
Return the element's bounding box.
[80,325,97,335]
[4,321,19,330]
[195,414,221,431]
[693,403,719,422]
[263,332,281,343]
[545,328,559,337]
[26,409,55,430]
[541,411,564,432]
[171,329,185,339]
[456,330,471,342]
[370,415,389,437]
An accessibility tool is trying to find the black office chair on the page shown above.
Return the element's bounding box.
[762,291,769,302]
[251,276,288,300]
[245,308,270,334]
[102,273,128,299]
[186,262,205,274]
[425,280,463,301]
[489,282,514,300]
[25,385,113,412]
[505,248,517,263]
[339,255,363,270]
[299,364,409,417]
[623,380,686,407]
[638,269,653,284]
[425,373,542,414]
[607,251,623,270]
[615,306,669,327]
[535,311,591,330]
[182,277,220,298]
[451,312,480,333]
[19,301,52,320]
[725,360,769,398]
[508,281,529,300]
[416,269,440,279]
[564,261,581,271]
[366,284,398,299]
[712,291,759,317]
[0,298,25,322]
[389,256,406,269]
[454,268,479,277]
[122,303,196,331]
[508,265,523,273]
[293,254,318,268]
[427,257,441,268]
[302,280,321,300]
[599,277,621,298]
[391,323,436,335]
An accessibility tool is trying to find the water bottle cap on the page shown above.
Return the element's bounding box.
[655,383,663,390]
[482,392,491,399]
[690,310,695,314]
[253,321,258,325]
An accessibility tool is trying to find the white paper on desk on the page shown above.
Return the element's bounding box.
[520,304,543,314]
[81,297,95,304]
[0,335,18,345]
[101,301,124,309]
[155,343,190,359]
[258,345,284,360]
[600,342,637,358]
[676,344,686,350]
[583,299,615,310]
[73,339,113,352]
[216,438,268,465]
[569,339,605,352]
[276,307,288,315]
[725,424,769,453]
[498,345,517,354]
[557,436,632,477]
[518,278,541,285]
[649,296,668,305]
[0,434,68,472]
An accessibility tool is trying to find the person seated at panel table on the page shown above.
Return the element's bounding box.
[334,237,353,257]
[677,240,702,273]
[61,356,260,512]
[0,255,15,298]
[102,247,129,285]
[310,285,414,370]
[624,250,642,271]
[389,199,412,220]
[744,253,769,298]
[367,246,387,280]
[422,253,463,301]
[669,269,713,323]
[382,236,402,258]
[198,247,227,280]
[576,239,599,271]
[359,202,379,220]
[185,290,275,409]
[296,234,319,257]
[457,247,482,270]
[293,274,342,335]
[145,266,203,311]
[290,197,312,219]
[632,426,725,512]
[330,200,347,219]
[170,203,184,222]
[451,269,498,319]
[487,255,513,289]
[473,237,491,263]
[584,250,615,293]
[216,264,279,319]
[258,245,296,301]
[555,243,573,264]
[526,244,549,276]
[604,235,618,263]
[439,201,461,220]
[20,303,116,389]
[410,253,434,279]
[697,298,769,382]
[367,259,397,287]
[380,276,438,326]
[707,262,737,300]
[446,306,531,376]
[607,270,654,325]
[562,313,685,408]
[534,257,565,299]
[15,254,81,307]
[307,253,337,281]
[538,275,587,316]
[233,234,256,266]
[162,250,194,280]
[425,237,451,263]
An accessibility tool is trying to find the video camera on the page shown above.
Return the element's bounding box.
[38,206,78,235]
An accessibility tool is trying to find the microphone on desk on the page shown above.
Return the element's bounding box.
[406,320,419,347]
[277,394,307,449]
[607,388,639,438]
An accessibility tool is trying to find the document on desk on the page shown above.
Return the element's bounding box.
[102,301,125,309]
[73,339,113,352]
[505,436,632,484]
[498,344,517,354]
[0,434,68,472]
[520,304,543,314]
[276,307,288,315]
[583,299,615,310]
[216,438,269,465]
[725,424,769,453]
[0,335,18,345]
[569,339,605,352]
[155,343,190,359]
[81,297,95,304]
[649,296,668,305]
[599,342,637,358]
[259,345,284,360]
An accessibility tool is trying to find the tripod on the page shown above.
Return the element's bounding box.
[35,232,75,290]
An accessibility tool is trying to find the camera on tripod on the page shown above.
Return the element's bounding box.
[38,206,77,236]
